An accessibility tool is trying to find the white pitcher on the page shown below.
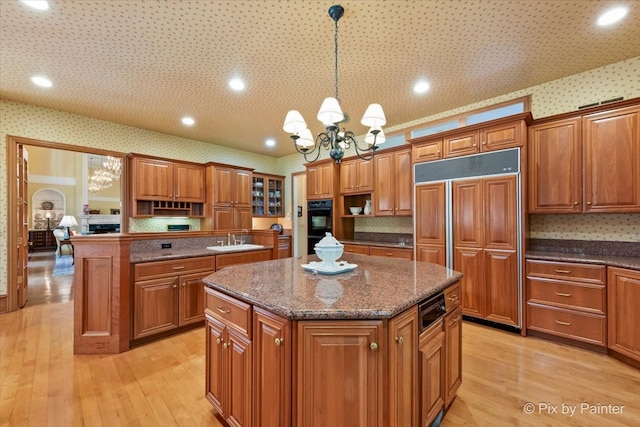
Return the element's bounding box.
[363,199,372,215]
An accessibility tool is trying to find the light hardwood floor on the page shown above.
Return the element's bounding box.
[1,259,639,426]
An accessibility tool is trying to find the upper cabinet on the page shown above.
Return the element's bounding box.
[306,160,335,200]
[129,155,205,217]
[206,164,253,230]
[340,158,374,194]
[253,173,284,217]
[373,147,412,216]
[528,103,640,213]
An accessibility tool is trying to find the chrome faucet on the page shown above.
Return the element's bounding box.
[240,228,249,245]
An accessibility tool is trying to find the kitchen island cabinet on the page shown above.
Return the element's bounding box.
[203,254,463,427]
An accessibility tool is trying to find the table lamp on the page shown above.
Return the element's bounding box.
[43,211,54,230]
[59,215,78,239]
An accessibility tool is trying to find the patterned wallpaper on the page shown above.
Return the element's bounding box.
[530,214,640,242]
[1,57,639,294]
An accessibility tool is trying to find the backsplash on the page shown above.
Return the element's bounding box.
[354,216,414,234]
[529,214,640,242]
[129,218,201,233]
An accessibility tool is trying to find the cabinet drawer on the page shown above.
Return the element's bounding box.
[526,260,605,284]
[527,303,606,346]
[135,256,215,281]
[412,139,442,163]
[527,278,605,314]
[216,249,272,270]
[369,246,413,260]
[444,283,460,310]
[344,244,370,255]
[205,288,251,338]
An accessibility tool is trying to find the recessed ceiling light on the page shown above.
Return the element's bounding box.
[229,77,246,92]
[20,0,50,11]
[597,6,628,26]
[413,79,431,95]
[31,75,52,88]
[182,116,195,126]
[265,139,276,147]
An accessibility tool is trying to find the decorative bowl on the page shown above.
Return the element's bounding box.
[314,233,344,266]
[349,206,362,215]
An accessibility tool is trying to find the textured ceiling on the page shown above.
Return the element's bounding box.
[1,0,639,158]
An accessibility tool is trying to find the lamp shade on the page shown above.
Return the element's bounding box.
[283,110,307,134]
[361,103,386,127]
[317,97,344,125]
[43,211,55,219]
[365,127,386,145]
[59,215,78,228]
[296,128,315,148]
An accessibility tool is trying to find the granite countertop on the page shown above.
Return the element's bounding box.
[341,240,414,250]
[130,245,274,263]
[203,254,462,320]
[525,251,640,271]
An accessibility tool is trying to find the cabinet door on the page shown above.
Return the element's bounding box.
[454,247,484,318]
[227,328,253,427]
[234,169,253,208]
[206,316,226,414]
[318,163,334,198]
[133,157,174,200]
[389,307,418,427]
[179,271,207,326]
[212,206,234,230]
[484,249,518,326]
[608,267,640,363]
[583,106,640,212]
[444,131,479,158]
[416,245,446,266]
[297,320,383,427]
[234,207,253,230]
[484,176,517,250]
[373,152,394,216]
[412,138,442,163]
[340,160,356,193]
[174,163,205,203]
[480,119,524,152]
[212,167,235,206]
[254,308,291,427]
[452,179,483,247]
[444,307,462,408]
[419,320,445,427]
[356,158,374,192]
[306,166,320,199]
[528,118,582,213]
[395,149,413,216]
[133,277,179,339]
[415,183,445,247]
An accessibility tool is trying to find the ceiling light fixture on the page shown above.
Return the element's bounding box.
[182,116,195,126]
[20,0,50,11]
[265,139,276,147]
[31,75,52,88]
[229,77,246,92]
[597,6,628,26]
[414,79,431,95]
[283,4,386,164]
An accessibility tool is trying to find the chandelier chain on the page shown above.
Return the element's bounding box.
[334,18,339,102]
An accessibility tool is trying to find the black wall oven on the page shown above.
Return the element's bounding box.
[307,199,332,254]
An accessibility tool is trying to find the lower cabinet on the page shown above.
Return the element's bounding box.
[343,243,413,260]
[419,319,445,427]
[133,256,214,340]
[608,267,640,365]
[388,306,419,427]
[444,306,462,407]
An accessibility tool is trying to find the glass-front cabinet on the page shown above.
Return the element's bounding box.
[252,174,284,217]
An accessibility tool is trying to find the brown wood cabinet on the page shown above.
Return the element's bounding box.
[412,138,442,163]
[253,308,291,427]
[453,175,519,326]
[443,119,524,158]
[373,147,412,216]
[528,103,640,213]
[444,305,462,408]
[306,160,335,200]
[608,267,640,366]
[297,320,384,427]
[415,182,446,266]
[388,306,418,427]
[277,236,291,259]
[132,256,213,340]
[340,157,374,194]
[419,319,445,427]
[343,243,413,260]
[526,259,607,347]
[343,243,370,255]
[252,173,284,217]
[28,229,56,251]
[206,164,253,230]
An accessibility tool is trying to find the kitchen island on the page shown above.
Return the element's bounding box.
[203,253,463,427]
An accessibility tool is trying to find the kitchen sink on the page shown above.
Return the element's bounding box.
[206,244,266,253]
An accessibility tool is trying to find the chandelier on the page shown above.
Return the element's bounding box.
[283,4,386,164]
[88,156,121,194]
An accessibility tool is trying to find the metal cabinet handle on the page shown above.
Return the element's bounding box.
[216,338,222,344]
[172,266,185,270]
[574,201,579,206]
[555,292,571,297]
[217,306,231,314]
[223,342,229,349]
[275,338,284,346]
[395,336,404,344]
[554,269,571,274]
[172,284,177,289]
[555,320,571,326]
[182,283,186,287]
[447,295,459,301]
[370,342,378,351]
[385,252,393,256]
[586,201,592,205]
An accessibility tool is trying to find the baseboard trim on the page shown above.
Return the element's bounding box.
[0,294,7,314]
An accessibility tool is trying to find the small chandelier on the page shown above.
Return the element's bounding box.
[283,4,386,164]
[102,156,122,179]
